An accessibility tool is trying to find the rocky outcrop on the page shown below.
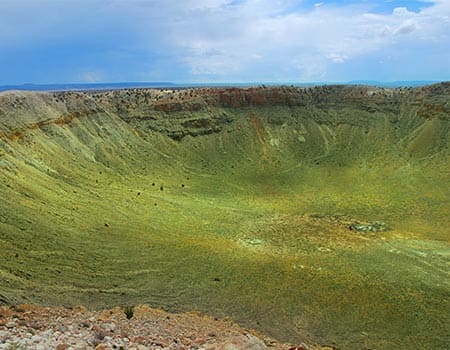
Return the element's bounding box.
[0,304,333,350]
[1,83,449,142]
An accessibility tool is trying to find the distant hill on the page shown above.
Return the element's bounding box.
[0,80,443,92]
[346,80,440,87]
[0,82,176,92]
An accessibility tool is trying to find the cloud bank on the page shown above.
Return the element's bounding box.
[0,0,449,84]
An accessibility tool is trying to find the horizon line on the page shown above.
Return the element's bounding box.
[0,80,446,93]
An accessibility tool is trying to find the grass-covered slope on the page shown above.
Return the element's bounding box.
[0,84,449,349]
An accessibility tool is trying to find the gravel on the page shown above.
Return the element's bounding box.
[0,304,325,350]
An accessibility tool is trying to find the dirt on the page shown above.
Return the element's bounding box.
[0,304,333,350]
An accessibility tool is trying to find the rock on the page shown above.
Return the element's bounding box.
[243,238,264,245]
[29,321,43,330]
[0,330,9,338]
[79,321,91,328]
[349,221,387,233]
[151,339,169,348]
[212,334,267,350]
[73,305,88,314]
[17,319,27,327]
[192,337,207,346]
[289,344,310,350]
[101,322,116,332]
[0,304,289,350]
[131,335,147,344]
[31,335,41,343]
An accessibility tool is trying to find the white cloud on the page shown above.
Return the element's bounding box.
[392,7,414,17]
[326,53,349,64]
[292,55,327,80]
[1,0,449,83]
[150,0,450,81]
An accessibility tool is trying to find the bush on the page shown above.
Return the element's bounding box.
[124,305,134,319]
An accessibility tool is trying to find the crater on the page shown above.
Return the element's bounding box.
[0,84,449,350]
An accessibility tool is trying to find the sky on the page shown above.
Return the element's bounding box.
[0,0,449,85]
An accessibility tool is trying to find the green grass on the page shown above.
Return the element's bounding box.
[0,109,449,349]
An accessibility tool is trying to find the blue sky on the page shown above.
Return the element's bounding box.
[0,0,449,84]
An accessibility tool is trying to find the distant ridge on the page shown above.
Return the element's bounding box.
[0,80,443,92]
[0,82,176,92]
[346,80,440,87]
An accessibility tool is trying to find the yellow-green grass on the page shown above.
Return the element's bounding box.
[0,104,449,350]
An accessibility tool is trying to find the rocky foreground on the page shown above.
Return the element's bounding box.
[0,305,333,350]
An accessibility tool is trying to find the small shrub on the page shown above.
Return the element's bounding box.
[124,305,134,319]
